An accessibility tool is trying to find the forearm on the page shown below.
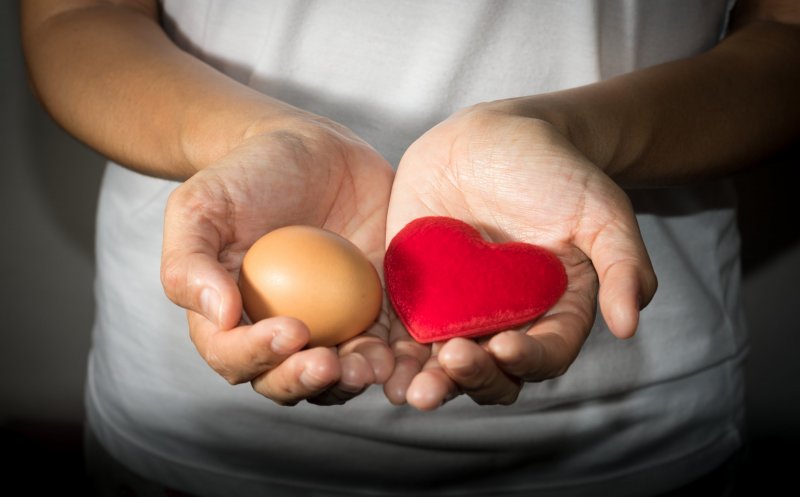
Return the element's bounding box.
[22,1,300,180]
[504,20,800,186]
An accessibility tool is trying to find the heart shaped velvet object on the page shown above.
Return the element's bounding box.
[385,216,567,343]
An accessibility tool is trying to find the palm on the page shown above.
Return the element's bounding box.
[162,128,395,406]
[195,134,391,283]
[385,111,655,408]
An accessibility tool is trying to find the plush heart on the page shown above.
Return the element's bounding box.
[384,216,567,343]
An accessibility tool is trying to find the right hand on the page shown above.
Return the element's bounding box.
[160,116,394,406]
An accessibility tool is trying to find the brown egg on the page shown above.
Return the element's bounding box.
[239,226,382,347]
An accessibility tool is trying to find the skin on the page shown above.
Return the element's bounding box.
[160,131,395,406]
[384,115,655,408]
[21,0,800,410]
[384,1,800,409]
[22,0,395,406]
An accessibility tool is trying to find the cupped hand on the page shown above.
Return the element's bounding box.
[161,117,394,406]
[383,105,657,410]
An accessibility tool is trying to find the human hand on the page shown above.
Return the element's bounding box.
[383,105,657,409]
[161,117,394,406]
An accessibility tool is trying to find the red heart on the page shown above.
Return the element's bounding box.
[385,217,567,343]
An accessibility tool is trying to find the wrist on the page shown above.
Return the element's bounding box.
[179,95,318,176]
[240,111,359,164]
[472,97,574,141]
[474,95,622,179]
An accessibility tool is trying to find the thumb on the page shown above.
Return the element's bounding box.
[597,258,656,339]
[160,188,243,330]
[578,198,657,339]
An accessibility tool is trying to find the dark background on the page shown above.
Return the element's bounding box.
[2,2,799,494]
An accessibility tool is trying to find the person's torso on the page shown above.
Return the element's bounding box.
[87,2,745,496]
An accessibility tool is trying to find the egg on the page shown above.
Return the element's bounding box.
[239,225,382,347]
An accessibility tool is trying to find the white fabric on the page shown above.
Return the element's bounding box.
[86,1,746,495]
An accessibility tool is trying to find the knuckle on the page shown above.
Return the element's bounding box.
[166,181,197,207]
[164,184,198,223]
[392,341,429,364]
[222,373,243,386]
[242,339,262,367]
[453,366,484,390]
[216,366,242,385]
[206,349,244,385]
[245,344,277,375]
[159,256,183,301]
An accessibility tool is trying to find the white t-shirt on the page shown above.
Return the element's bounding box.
[86,1,746,496]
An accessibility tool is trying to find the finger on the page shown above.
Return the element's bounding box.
[338,297,394,385]
[598,260,656,339]
[405,353,460,411]
[489,263,597,380]
[385,355,425,405]
[307,352,371,406]
[251,347,341,406]
[161,185,242,330]
[305,288,394,407]
[438,338,522,405]
[309,296,395,406]
[488,320,583,382]
[576,191,657,339]
[309,312,394,406]
[188,311,309,384]
[384,309,432,405]
[335,336,390,389]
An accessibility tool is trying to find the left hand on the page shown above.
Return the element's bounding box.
[383,104,657,410]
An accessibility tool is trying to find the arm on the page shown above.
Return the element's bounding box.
[21,0,302,179]
[22,0,395,406]
[385,0,799,409]
[492,0,800,186]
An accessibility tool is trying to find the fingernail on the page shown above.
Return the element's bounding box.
[200,287,221,325]
[271,328,298,355]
